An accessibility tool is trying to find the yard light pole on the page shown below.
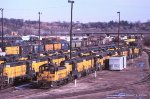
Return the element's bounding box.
[38,12,42,41]
[38,12,42,53]
[0,8,4,49]
[117,12,120,49]
[68,0,74,59]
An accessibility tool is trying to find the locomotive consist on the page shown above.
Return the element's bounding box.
[37,45,142,88]
[0,45,98,89]
[0,42,142,89]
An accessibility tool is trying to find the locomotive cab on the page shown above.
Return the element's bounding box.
[39,63,56,74]
[38,63,68,88]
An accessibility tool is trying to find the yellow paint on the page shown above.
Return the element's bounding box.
[64,63,72,74]
[98,59,104,66]
[124,39,136,42]
[18,57,28,61]
[51,58,65,66]
[3,65,26,78]
[38,69,68,82]
[32,61,48,72]
[5,46,20,55]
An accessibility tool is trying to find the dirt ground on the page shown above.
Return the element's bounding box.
[1,52,150,99]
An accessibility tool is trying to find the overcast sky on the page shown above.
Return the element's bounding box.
[0,0,150,23]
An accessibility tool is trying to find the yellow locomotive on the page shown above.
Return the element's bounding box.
[37,55,102,88]
[2,61,32,85]
[37,63,69,88]
[0,44,142,89]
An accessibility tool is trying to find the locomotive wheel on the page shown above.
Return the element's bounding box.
[0,85,4,90]
[78,73,82,78]
[84,70,88,76]
[51,82,57,88]
[101,63,105,70]
[64,79,68,85]
[90,68,94,73]
[89,68,92,74]
[87,70,89,75]
[68,74,73,82]
[41,82,50,89]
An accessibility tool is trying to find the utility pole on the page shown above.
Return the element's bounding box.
[117,12,120,49]
[68,0,74,59]
[0,8,4,49]
[38,12,42,53]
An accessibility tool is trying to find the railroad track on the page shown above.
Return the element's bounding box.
[2,81,71,99]
[47,86,123,99]
[133,73,150,85]
[143,49,150,65]
[13,83,124,99]
[0,49,148,99]
[133,49,150,84]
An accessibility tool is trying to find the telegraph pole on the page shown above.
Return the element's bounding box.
[68,0,74,59]
[0,8,4,49]
[117,12,120,49]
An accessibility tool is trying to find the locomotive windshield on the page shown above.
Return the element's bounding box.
[49,66,55,74]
